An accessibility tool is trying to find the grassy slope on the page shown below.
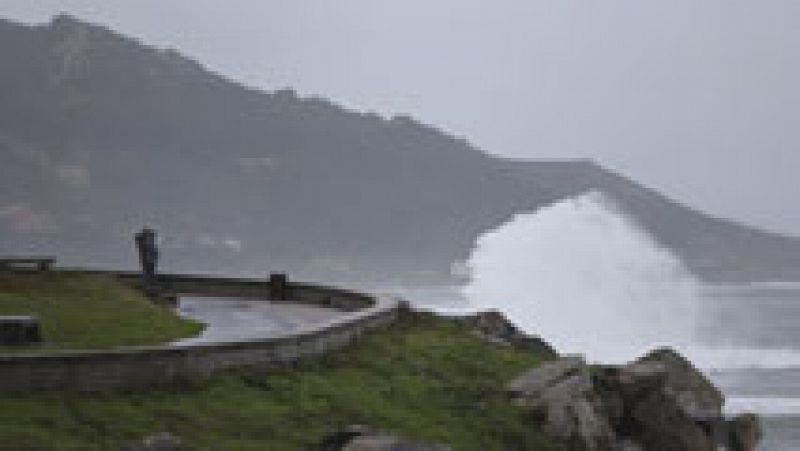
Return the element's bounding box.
[0,272,203,350]
[0,311,562,450]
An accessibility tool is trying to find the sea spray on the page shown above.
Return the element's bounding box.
[462,191,700,363]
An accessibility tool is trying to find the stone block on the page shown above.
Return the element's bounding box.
[0,315,42,346]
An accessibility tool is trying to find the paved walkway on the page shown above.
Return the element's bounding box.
[174,296,346,344]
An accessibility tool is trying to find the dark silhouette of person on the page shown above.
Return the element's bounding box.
[135,227,159,287]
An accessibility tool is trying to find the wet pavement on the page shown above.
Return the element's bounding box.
[173,296,345,345]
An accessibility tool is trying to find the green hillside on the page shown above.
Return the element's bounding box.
[0,311,560,450]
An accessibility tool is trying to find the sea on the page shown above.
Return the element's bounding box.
[378,192,800,450]
[702,283,800,450]
[380,283,800,450]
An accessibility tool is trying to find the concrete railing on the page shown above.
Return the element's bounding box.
[0,272,400,392]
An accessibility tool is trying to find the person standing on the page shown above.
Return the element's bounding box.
[134,227,159,289]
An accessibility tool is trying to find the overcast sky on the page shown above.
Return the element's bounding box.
[2,1,799,235]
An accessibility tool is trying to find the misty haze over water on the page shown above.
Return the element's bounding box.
[5,1,800,236]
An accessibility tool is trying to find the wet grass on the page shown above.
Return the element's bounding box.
[0,310,561,450]
[0,271,203,351]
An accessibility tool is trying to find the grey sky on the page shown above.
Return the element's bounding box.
[2,1,799,235]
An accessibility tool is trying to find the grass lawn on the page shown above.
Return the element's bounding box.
[0,310,561,450]
[0,271,203,351]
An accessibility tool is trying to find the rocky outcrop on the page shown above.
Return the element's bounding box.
[507,349,761,451]
[319,425,450,451]
[461,310,558,358]
[507,356,615,450]
[635,348,723,419]
[603,348,724,450]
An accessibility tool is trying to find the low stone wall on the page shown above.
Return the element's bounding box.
[69,270,375,310]
[161,275,375,310]
[0,273,399,392]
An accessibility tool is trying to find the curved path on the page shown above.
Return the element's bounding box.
[174,296,348,344]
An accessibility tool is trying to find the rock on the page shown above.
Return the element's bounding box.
[471,330,512,347]
[628,388,715,451]
[507,357,616,450]
[509,334,559,356]
[565,398,617,451]
[535,389,616,451]
[124,432,183,451]
[464,310,557,357]
[730,413,761,451]
[616,439,644,451]
[469,310,516,338]
[507,356,586,401]
[343,434,450,451]
[508,348,761,451]
[320,425,374,451]
[593,348,725,451]
[635,348,723,419]
[320,425,450,451]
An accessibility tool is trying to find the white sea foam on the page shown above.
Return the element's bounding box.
[725,397,800,416]
[685,347,800,370]
[457,192,800,437]
[462,191,701,364]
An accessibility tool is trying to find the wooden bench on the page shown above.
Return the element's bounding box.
[0,257,56,272]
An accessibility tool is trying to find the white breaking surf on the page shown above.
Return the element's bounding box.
[462,191,700,363]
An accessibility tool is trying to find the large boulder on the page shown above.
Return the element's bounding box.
[594,348,725,451]
[507,356,586,403]
[507,357,616,450]
[634,348,723,419]
[508,348,761,451]
[626,388,716,451]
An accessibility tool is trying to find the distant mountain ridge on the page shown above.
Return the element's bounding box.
[2,14,799,282]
